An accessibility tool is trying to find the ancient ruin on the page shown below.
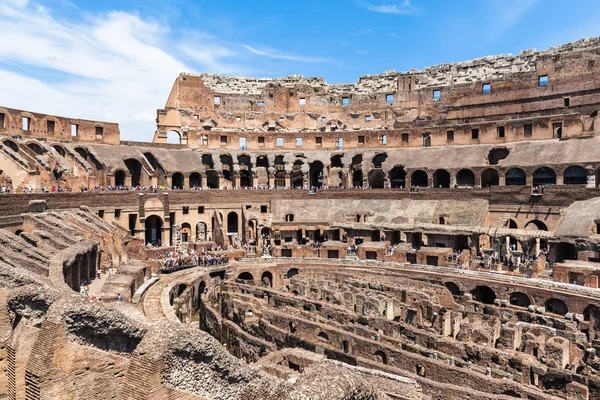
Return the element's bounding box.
[1,37,600,399]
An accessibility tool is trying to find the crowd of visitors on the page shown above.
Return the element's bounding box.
[156,248,229,273]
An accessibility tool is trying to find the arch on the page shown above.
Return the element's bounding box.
[237,272,254,281]
[481,168,499,187]
[524,220,548,231]
[261,271,273,287]
[563,165,587,185]
[166,130,181,144]
[196,222,207,241]
[456,169,475,187]
[124,158,142,186]
[145,215,163,246]
[51,145,66,157]
[372,153,387,168]
[470,285,496,304]
[206,170,219,188]
[309,161,324,188]
[533,167,556,186]
[433,169,450,188]
[389,166,406,188]
[330,154,344,168]
[318,331,329,341]
[411,170,428,187]
[488,147,509,165]
[256,155,269,168]
[220,154,233,183]
[114,170,126,187]
[27,142,44,155]
[445,282,461,296]
[74,147,88,160]
[375,350,388,365]
[180,222,191,242]
[189,172,201,188]
[227,212,239,233]
[287,268,299,279]
[172,172,184,189]
[201,154,214,169]
[545,298,568,316]
[2,140,19,153]
[507,219,518,229]
[368,169,386,189]
[505,168,526,186]
[509,292,531,307]
[238,154,253,187]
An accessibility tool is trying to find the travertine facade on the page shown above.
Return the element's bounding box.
[2,37,600,400]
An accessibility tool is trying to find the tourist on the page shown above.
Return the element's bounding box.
[117,293,122,302]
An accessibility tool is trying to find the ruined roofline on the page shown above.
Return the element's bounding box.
[178,36,600,91]
[0,105,119,126]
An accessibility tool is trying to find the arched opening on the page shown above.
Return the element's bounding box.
[563,166,587,185]
[189,172,201,188]
[256,155,269,168]
[411,170,428,187]
[525,220,548,231]
[198,281,206,304]
[27,142,44,155]
[505,168,526,186]
[481,168,499,187]
[2,140,19,153]
[51,145,66,157]
[470,285,496,304]
[145,215,163,246]
[237,272,254,282]
[368,169,386,189]
[545,298,568,316]
[330,155,344,168]
[290,170,304,188]
[389,166,406,188]
[238,154,253,187]
[433,169,450,188]
[206,170,219,188]
[372,153,387,168]
[114,170,126,187]
[287,268,299,279]
[318,331,329,341]
[261,271,273,287]
[533,167,556,186]
[509,292,531,307]
[124,158,142,186]
[201,154,214,169]
[456,169,475,187]
[196,222,207,241]
[227,212,238,233]
[488,147,509,165]
[445,282,461,296]
[167,130,181,144]
[375,350,388,365]
[221,154,234,185]
[352,169,363,187]
[555,242,576,262]
[309,161,324,188]
[180,222,191,242]
[172,172,184,189]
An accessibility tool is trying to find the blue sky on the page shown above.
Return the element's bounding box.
[0,0,599,140]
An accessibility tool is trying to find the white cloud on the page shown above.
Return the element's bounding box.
[241,45,330,63]
[358,0,418,15]
[0,1,326,140]
[485,0,538,39]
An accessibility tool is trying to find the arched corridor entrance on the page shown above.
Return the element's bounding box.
[114,170,126,187]
[145,215,163,246]
[368,169,386,188]
[227,212,239,233]
[389,166,406,188]
[433,169,450,188]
